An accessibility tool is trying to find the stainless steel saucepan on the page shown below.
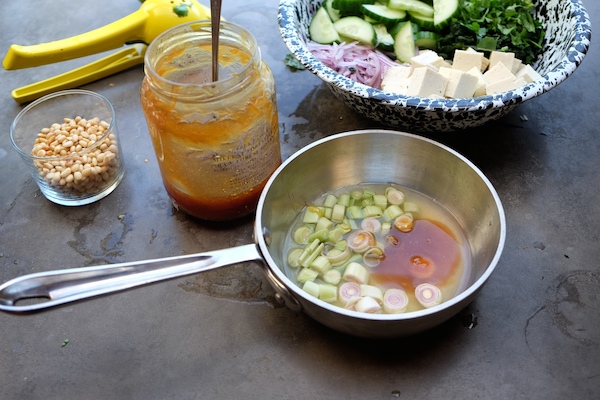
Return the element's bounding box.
[0,130,506,338]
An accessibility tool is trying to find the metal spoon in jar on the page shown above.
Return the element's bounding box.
[210,0,222,82]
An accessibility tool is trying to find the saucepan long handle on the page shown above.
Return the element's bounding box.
[0,244,262,313]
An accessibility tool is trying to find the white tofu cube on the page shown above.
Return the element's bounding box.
[483,62,516,85]
[466,67,487,97]
[444,69,479,98]
[515,64,543,83]
[452,49,484,72]
[381,65,413,94]
[486,78,517,95]
[406,67,448,97]
[466,47,489,71]
[410,50,446,70]
[489,51,516,70]
[512,58,523,74]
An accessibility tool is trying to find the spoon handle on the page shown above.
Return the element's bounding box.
[0,244,261,313]
[210,0,223,81]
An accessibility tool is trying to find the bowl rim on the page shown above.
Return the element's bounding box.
[278,0,592,112]
[256,129,507,322]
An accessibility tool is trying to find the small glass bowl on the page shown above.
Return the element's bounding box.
[10,90,125,206]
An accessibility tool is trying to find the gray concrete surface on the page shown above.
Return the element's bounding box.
[0,0,598,399]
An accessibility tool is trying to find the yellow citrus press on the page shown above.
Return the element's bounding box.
[3,0,212,103]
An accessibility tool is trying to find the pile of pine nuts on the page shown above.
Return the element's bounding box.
[31,116,121,196]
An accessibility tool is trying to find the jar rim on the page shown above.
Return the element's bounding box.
[144,20,260,90]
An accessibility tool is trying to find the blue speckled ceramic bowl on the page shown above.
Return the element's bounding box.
[278,0,591,132]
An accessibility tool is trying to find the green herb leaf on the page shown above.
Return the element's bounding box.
[284,54,306,71]
[61,339,69,347]
[436,0,544,65]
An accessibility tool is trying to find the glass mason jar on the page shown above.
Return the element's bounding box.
[140,20,281,221]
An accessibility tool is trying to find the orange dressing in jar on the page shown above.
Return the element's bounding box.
[140,21,281,221]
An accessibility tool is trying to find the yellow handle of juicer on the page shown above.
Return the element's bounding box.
[3,0,211,70]
[11,45,146,104]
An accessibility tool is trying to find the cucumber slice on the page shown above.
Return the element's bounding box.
[414,30,439,49]
[324,0,341,22]
[332,0,376,17]
[373,24,395,51]
[393,20,416,63]
[388,0,434,17]
[408,10,435,30]
[309,6,341,44]
[361,4,407,26]
[333,16,377,45]
[433,0,459,29]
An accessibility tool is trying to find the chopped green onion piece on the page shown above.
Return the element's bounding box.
[310,255,332,274]
[323,269,342,285]
[287,248,304,268]
[318,283,338,302]
[293,226,312,244]
[362,205,383,218]
[324,194,338,208]
[331,204,346,223]
[302,280,320,297]
[297,268,319,283]
[342,262,370,284]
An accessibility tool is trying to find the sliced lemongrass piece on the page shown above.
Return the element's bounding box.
[346,205,362,219]
[360,284,383,304]
[415,283,443,308]
[383,288,409,313]
[303,206,322,223]
[300,242,324,268]
[383,204,403,221]
[324,194,338,208]
[308,228,329,243]
[338,282,361,306]
[385,187,405,205]
[323,207,332,219]
[373,194,387,209]
[310,255,332,274]
[355,296,382,313]
[334,239,348,251]
[337,193,350,206]
[361,216,382,233]
[316,216,334,232]
[362,205,383,218]
[287,248,304,268]
[363,246,384,267]
[381,221,392,233]
[350,189,363,199]
[403,201,419,214]
[293,226,312,245]
[394,213,414,232]
[347,230,375,253]
[302,280,320,297]
[297,238,320,266]
[331,204,346,223]
[338,222,352,234]
[297,267,319,283]
[327,226,346,244]
[323,269,342,285]
[342,262,370,284]
[318,284,337,303]
[323,246,352,266]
